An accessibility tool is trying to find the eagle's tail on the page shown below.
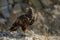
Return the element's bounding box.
[10,26,18,31]
[9,20,19,31]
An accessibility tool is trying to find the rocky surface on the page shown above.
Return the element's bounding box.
[0,30,60,40]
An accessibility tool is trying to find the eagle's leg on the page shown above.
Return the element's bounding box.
[25,25,29,32]
[21,24,29,32]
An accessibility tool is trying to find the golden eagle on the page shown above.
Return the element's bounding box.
[10,7,35,32]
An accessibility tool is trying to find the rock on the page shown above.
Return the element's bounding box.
[0,31,60,40]
[0,18,7,24]
[41,0,53,7]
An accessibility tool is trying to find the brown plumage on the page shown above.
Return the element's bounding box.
[10,7,35,32]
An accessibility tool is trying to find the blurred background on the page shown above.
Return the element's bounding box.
[0,0,60,36]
